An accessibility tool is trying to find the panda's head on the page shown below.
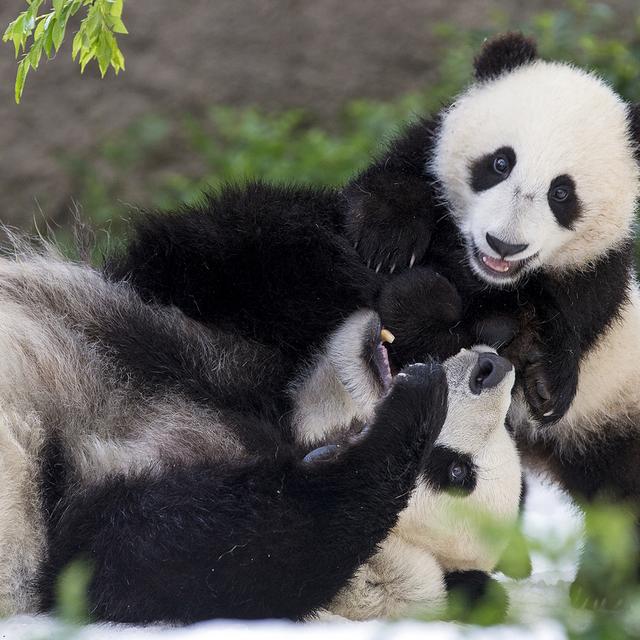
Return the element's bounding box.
[393,346,521,573]
[432,33,640,287]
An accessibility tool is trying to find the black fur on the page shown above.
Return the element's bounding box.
[444,570,509,623]
[342,117,443,274]
[473,32,538,82]
[470,146,516,193]
[524,429,640,504]
[547,175,581,229]
[629,103,640,163]
[106,183,379,361]
[421,446,477,495]
[445,569,492,600]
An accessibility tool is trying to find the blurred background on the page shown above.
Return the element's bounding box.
[0,0,639,245]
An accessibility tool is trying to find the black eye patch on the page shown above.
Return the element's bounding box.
[421,445,477,495]
[547,174,581,229]
[470,146,516,193]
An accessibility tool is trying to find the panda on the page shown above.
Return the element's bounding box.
[0,243,445,621]
[317,345,521,620]
[343,32,640,506]
[0,241,521,623]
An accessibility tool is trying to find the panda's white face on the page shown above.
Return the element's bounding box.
[432,60,639,287]
[394,347,520,572]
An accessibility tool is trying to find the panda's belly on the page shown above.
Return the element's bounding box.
[558,284,640,443]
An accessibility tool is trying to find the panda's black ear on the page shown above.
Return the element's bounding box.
[473,32,538,82]
[629,103,640,157]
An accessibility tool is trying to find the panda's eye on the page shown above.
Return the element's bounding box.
[448,461,469,485]
[550,185,570,202]
[493,154,510,175]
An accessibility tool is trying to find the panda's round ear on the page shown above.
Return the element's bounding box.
[629,103,640,151]
[473,32,538,82]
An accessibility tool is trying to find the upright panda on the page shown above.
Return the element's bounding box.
[343,33,640,505]
[0,242,521,622]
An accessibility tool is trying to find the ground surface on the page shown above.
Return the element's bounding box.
[0,474,582,640]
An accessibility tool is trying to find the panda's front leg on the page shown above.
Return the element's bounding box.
[503,311,580,425]
[325,535,447,620]
[342,118,443,275]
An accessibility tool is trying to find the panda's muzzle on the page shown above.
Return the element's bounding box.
[469,352,513,394]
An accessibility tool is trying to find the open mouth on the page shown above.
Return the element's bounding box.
[369,327,396,390]
[472,244,536,281]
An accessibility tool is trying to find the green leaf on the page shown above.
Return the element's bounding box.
[33,16,46,40]
[55,559,93,625]
[44,22,54,57]
[15,59,29,104]
[53,0,66,13]
[52,16,66,51]
[110,17,128,34]
[71,30,83,60]
[96,31,111,76]
[79,48,94,73]
[109,0,124,18]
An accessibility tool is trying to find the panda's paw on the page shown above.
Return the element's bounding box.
[302,443,343,466]
[521,350,555,422]
[445,571,508,624]
[522,349,576,424]
[383,361,448,455]
[344,179,434,274]
[378,267,468,365]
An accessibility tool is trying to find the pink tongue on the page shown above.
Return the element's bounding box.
[482,254,511,273]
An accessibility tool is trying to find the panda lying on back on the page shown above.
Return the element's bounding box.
[0,242,521,622]
[344,33,640,505]
[323,346,520,620]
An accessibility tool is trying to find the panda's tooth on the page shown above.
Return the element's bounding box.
[375,262,382,273]
[409,253,416,268]
[380,329,395,344]
[389,263,396,274]
[543,410,554,417]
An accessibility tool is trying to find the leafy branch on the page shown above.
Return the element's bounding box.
[3,0,128,103]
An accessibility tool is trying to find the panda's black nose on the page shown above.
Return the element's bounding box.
[486,233,528,258]
[470,352,513,394]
